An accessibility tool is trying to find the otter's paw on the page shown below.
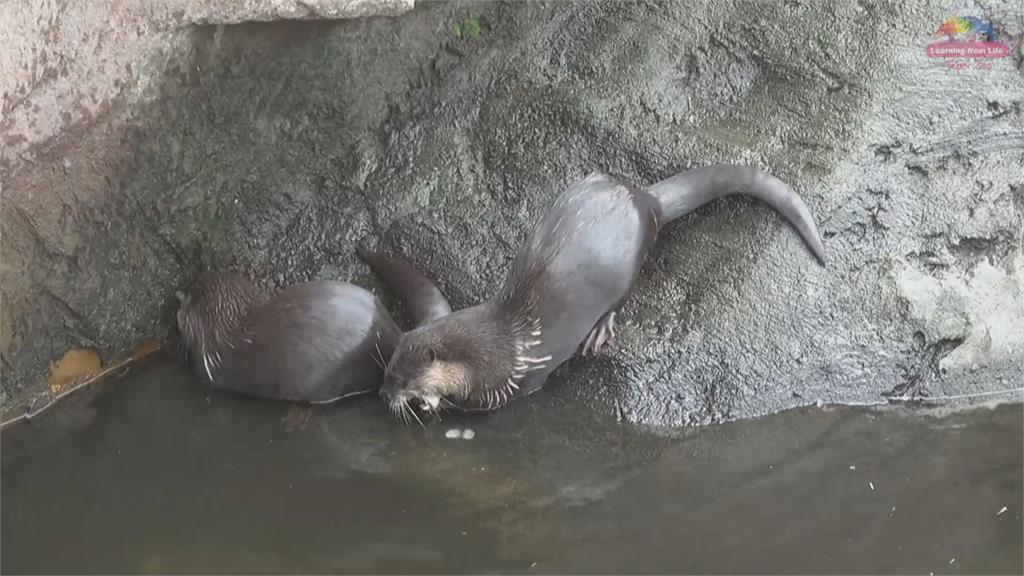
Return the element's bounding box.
[582,311,616,356]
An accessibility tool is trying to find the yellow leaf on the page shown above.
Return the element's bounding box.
[131,338,163,361]
[48,348,102,396]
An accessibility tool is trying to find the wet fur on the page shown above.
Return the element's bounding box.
[380,303,521,412]
[373,166,826,414]
[356,247,453,326]
[178,272,401,403]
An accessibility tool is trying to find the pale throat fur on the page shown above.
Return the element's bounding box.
[399,294,552,412]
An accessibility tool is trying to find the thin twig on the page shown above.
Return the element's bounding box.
[886,387,1024,402]
[1,342,164,429]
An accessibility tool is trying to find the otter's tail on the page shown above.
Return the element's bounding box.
[356,247,453,326]
[644,165,826,264]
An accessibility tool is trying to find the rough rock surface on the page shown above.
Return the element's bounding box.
[0,0,414,174]
[3,0,1022,425]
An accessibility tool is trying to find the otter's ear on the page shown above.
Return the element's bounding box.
[426,348,438,362]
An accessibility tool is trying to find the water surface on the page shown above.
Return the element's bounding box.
[2,360,1021,574]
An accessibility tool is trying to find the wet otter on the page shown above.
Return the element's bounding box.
[177,253,450,404]
[355,246,452,325]
[370,165,826,414]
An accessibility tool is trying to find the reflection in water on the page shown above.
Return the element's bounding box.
[2,359,1021,574]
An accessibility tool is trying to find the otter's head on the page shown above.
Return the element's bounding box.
[176,271,267,381]
[380,306,521,419]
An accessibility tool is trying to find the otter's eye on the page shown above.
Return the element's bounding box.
[426,348,437,362]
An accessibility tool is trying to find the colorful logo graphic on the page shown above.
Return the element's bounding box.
[934,16,996,42]
[927,16,1010,70]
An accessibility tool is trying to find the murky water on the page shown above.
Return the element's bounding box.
[2,359,1021,574]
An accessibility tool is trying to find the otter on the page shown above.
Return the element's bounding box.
[176,253,450,404]
[355,246,452,325]
[369,165,826,414]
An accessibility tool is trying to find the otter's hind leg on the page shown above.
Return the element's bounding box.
[582,311,616,356]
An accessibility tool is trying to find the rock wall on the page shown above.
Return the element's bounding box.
[0,0,413,173]
[3,0,1022,424]
[0,0,414,415]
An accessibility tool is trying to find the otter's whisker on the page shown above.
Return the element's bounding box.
[373,339,386,370]
[370,347,385,370]
[202,353,214,382]
[408,404,425,428]
[393,401,409,426]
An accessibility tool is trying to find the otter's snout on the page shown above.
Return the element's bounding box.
[379,372,412,405]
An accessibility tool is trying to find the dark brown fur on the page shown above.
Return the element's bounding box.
[177,264,447,403]
[371,166,826,416]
